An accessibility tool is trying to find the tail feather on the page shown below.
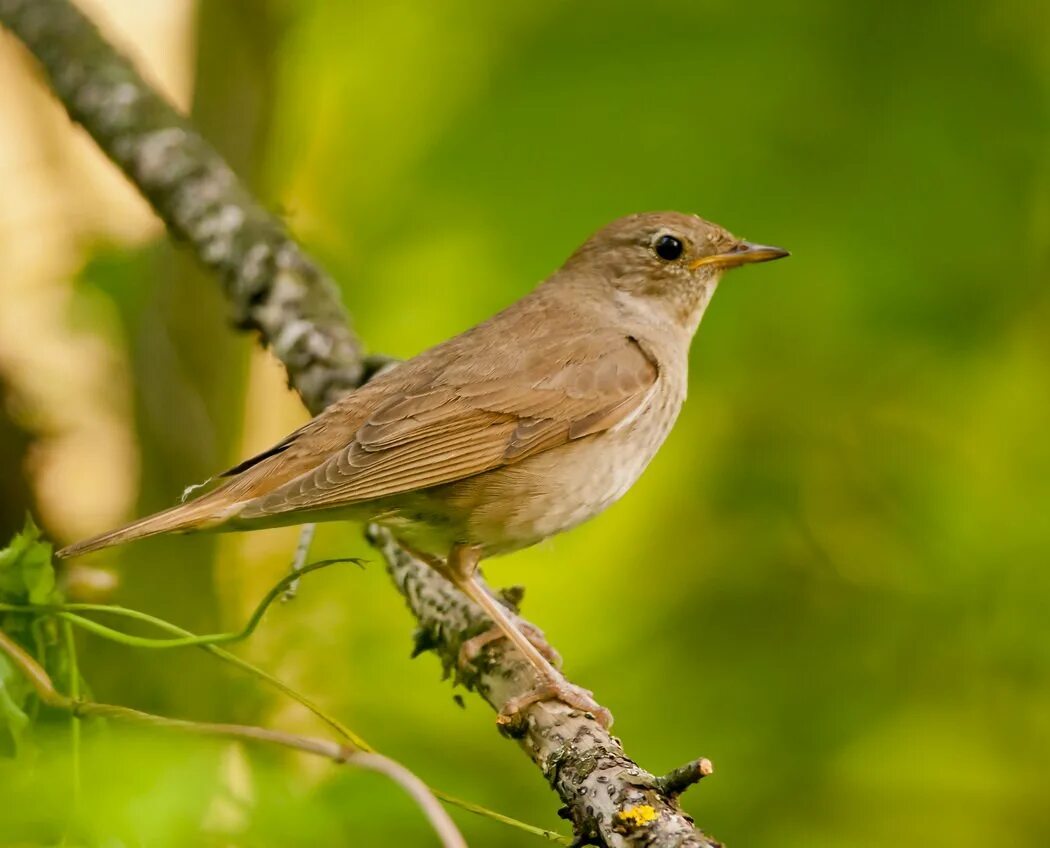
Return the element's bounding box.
[57,496,236,559]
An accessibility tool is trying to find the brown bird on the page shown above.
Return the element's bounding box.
[59,211,788,725]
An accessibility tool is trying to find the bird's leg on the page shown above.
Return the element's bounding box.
[395,541,558,666]
[460,620,561,668]
[444,545,560,673]
[444,544,612,728]
[282,522,317,602]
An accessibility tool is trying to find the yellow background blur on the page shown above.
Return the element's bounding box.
[0,1,1047,845]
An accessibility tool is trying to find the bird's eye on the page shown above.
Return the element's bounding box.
[654,234,684,261]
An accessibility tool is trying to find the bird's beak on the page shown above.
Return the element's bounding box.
[689,241,790,271]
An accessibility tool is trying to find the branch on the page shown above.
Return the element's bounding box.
[0,630,466,848]
[374,527,717,847]
[0,2,721,844]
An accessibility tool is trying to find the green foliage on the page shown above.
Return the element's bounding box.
[0,517,64,756]
[0,516,57,605]
[0,654,31,755]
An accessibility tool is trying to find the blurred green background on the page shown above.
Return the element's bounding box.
[1,0,1048,845]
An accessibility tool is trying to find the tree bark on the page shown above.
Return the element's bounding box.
[0,1,721,844]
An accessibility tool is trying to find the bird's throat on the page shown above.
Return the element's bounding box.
[675,277,719,335]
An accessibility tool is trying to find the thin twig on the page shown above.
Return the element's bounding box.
[654,759,715,798]
[0,629,466,848]
[352,753,471,848]
[60,620,81,813]
[0,557,360,649]
[0,626,54,699]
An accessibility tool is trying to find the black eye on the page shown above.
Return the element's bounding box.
[654,234,684,261]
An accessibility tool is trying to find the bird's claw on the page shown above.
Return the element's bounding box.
[497,678,613,729]
[459,621,562,669]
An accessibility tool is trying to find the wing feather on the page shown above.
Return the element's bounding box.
[235,334,659,520]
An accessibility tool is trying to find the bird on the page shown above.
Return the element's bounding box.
[58,211,788,726]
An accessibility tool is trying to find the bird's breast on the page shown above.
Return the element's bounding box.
[454,376,686,555]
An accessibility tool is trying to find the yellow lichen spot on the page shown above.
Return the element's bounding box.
[617,804,659,827]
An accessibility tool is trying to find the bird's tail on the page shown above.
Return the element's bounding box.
[57,495,237,559]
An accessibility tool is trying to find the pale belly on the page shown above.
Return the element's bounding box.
[376,386,683,557]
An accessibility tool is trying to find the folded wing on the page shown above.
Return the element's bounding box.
[235,334,658,519]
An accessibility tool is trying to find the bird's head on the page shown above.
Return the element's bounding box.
[561,211,789,331]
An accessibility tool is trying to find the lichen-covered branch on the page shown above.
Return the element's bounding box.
[0,2,721,844]
[372,527,720,847]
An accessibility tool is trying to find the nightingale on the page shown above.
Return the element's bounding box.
[59,211,788,726]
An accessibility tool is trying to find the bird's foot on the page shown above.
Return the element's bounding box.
[497,676,613,730]
[459,621,562,669]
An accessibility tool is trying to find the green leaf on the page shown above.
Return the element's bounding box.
[0,515,58,605]
[0,515,61,756]
[0,652,31,756]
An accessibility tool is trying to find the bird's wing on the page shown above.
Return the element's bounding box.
[234,334,658,519]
